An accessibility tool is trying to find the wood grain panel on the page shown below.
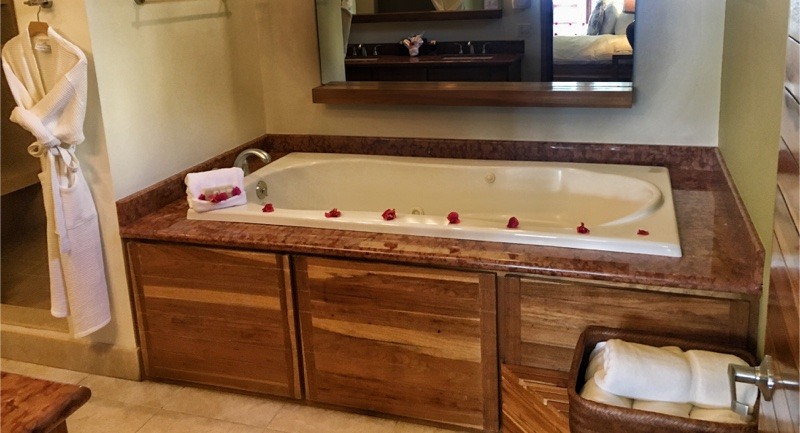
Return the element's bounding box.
[127,242,300,398]
[295,256,498,432]
[501,365,570,433]
[500,276,754,374]
[1,372,91,433]
[761,8,799,429]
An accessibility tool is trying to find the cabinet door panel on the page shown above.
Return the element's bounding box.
[500,276,754,373]
[127,242,300,398]
[295,257,498,432]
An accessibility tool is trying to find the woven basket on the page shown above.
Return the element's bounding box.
[568,326,759,433]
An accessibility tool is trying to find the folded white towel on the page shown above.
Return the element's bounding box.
[632,400,692,418]
[584,341,607,381]
[689,408,749,424]
[185,168,247,213]
[581,378,633,408]
[686,350,758,409]
[594,339,693,403]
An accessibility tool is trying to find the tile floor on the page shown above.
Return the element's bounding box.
[1,359,465,433]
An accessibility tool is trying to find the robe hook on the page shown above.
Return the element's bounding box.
[23,0,52,9]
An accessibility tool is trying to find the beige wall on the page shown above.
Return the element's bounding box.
[85,0,266,199]
[718,0,790,355]
[263,0,726,146]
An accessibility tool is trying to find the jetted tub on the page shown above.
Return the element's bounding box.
[188,152,682,257]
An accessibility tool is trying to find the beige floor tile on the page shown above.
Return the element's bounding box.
[391,421,468,433]
[0,358,89,384]
[77,374,183,409]
[68,397,158,433]
[267,404,397,433]
[161,385,284,427]
[137,409,265,433]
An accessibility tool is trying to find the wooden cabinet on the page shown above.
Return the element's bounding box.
[127,242,300,398]
[499,275,755,374]
[294,256,499,432]
[498,275,756,432]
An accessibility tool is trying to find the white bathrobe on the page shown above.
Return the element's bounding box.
[2,27,111,337]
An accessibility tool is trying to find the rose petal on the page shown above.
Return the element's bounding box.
[577,222,590,234]
[325,208,341,218]
[262,203,274,213]
[447,211,460,224]
[232,186,242,196]
[382,208,397,221]
[198,194,206,201]
[507,216,519,229]
[637,229,649,236]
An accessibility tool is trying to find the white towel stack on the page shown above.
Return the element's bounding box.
[579,339,757,424]
[185,168,247,213]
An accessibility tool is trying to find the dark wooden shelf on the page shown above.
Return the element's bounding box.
[312,81,634,108]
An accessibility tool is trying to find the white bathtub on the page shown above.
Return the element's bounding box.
[188,152,682,257]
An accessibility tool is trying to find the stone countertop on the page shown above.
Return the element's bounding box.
[345,54,523,68]
[118,135,764,297]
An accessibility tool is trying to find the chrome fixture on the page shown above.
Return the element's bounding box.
[372,45,382,56]
[358,44,367,56]
[481,42,492,54]
[24,0,52,7]
[454,43,463,54]
[233,148,271,176]
[729,355,799,416]
[467,41,475,55]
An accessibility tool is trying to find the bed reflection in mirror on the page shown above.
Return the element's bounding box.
[317,0,635,84]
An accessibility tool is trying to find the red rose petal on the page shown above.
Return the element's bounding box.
[325,208,341,218]
[637,229,649,236]
[198,193,206,201]
[382,208,397,221]
[210,192,229,203]
[232,186,242,196]
[447,211,460,224]
[262,203,274,213]
[507,216,519,229]
[577,222,590,234]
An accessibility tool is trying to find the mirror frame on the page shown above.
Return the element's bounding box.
[312,0,634,108]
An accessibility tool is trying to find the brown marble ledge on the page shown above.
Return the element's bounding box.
[117,134,764,296]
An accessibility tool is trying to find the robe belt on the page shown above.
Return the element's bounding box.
[28,140,79,255]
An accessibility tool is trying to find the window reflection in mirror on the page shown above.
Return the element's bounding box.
[317,0,634,85]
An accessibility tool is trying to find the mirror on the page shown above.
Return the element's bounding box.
[314,0,635,107]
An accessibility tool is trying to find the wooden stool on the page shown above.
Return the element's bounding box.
[1,371,91,433]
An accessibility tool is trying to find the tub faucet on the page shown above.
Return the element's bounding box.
[372,44,382,56]
[467,41,475,54]
[234,148,271,176]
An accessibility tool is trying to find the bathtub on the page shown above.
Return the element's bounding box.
[188,152,682,257]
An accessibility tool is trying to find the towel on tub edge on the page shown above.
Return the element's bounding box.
[185,167,247,213]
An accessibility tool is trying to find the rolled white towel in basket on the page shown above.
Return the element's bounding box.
[594,339,693,403]
[632,400,692,418]
[580,378,633,408]
[686,350,758,409]
[185,167,247,213]
[689,408,749,424]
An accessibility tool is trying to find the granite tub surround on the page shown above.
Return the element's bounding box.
[117,134,763,295]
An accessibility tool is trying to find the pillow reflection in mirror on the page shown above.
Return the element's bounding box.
[431,0,464,11]
[587,0,605,35]
[600,4,617,34]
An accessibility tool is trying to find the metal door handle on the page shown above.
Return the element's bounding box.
[729,355,799,415]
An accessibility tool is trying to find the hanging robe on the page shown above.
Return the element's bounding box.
[2,26,110,338]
